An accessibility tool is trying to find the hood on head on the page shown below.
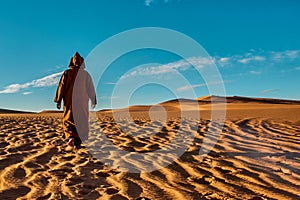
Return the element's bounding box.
[69,51,85,68]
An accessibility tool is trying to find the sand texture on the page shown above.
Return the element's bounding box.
[0,97,300,200]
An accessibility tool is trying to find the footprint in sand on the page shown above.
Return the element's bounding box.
[214,166,233,174]
[105,187,119,195]
[0,154,25,170]
[34,148,58,165]
[36,193,51,200]
[188,175,215,185]
[94,171,110,177]
[0,186,31,199]
[1,166,27,185]
[49,168,73,179]
[23,161,47,174]
[0,141,9,148]
[27,174,49,188]
[64,177,85,186]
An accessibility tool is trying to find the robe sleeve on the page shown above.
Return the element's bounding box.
[86,72,97,105]
[54,71,67,104]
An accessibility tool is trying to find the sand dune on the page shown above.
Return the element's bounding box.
[0,109,34,114]
[0,96,300,199]
[196,95,300,104]
[39,110,64,114]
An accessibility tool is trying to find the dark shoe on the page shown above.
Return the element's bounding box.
[74,144,85,150]
[74,137,82,147]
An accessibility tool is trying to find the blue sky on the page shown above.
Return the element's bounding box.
[0,0,300,111]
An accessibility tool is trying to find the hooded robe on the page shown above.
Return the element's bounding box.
[54,52,96,142]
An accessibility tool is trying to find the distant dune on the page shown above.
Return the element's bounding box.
[103,95,300,113]
[0,109,64,114]
[38,110,63,114]
[0,108,34,114]
[1,96,300,114]
[196,95,300,104]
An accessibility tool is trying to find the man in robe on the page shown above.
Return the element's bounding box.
[54,52,97,149]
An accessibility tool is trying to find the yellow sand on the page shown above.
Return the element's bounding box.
[0,101,299,199]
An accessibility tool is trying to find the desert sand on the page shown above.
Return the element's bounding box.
[0,96,300,200]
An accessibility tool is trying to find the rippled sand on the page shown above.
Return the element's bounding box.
[0,103,300,199]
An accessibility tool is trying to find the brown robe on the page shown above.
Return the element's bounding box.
[54,63,96,141]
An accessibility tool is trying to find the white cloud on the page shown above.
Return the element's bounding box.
[219,57,230,63]
[238,56,265,64]
[121,57,214,79]
[0,71,63,94]
[145,0,171,6]
[285,50,299,59]
[22,91,32,95]
[177,80,227,92]
[31,72,63,87]
[145,0,154,6]
[214,49,300,68]
[271,50,300,61]
[259,89,279,95]
[177,83,207,92]
[0,83,31,94]
[119,49,300,80]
